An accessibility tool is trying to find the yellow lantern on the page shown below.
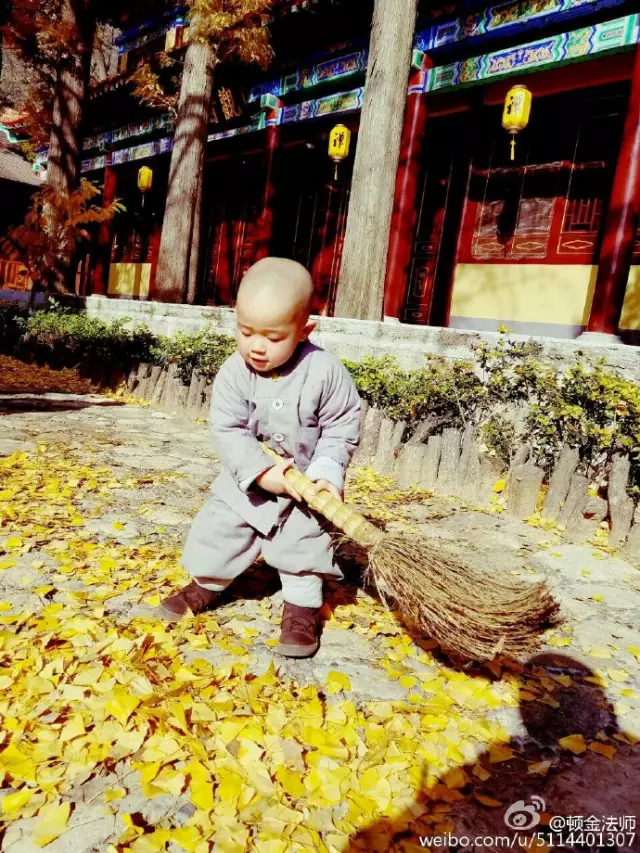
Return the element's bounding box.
[502,84,532,161]
[328,123,351,179]
[137,166,153,193]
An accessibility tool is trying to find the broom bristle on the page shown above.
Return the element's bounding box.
[365,533,561,662]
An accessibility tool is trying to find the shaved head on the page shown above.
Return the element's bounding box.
[236,257,313,324]
[234,257,317,372]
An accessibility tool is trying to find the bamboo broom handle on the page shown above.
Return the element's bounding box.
[260,442,383,547]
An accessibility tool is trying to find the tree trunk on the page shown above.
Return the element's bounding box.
[334,0,417,320]
[185,167,204,305]
[46,0,95,293]
[156,38,216,303]
[47,0,95,195]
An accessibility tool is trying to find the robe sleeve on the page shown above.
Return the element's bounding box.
[210,358,274,492]
[304,357,361,491]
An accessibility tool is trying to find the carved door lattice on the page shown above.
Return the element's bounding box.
[458,96,625,266]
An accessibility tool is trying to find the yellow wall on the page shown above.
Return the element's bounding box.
[451,263,640,331]
[620,266,640,331]
[450,264,597,328]
[108,263,151,300]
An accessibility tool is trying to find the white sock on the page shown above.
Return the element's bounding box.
[278,570,323,608]
[193,577,232,593]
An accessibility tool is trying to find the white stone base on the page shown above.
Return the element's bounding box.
[576,331,624,346]
[84,296,640,378]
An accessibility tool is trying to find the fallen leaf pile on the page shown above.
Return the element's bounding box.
[0,356,97,396]
[345,467,436,526]
[1,442,639,852]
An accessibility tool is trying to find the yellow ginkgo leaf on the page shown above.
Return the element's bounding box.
[60,714,85,743]
[153,769,186,797]
[588,742,616,759]
[488,744,514,763]
[105,787,126,803]
[443,767,468,789]
[474,794,503,807]
[472,764,491,782]
[186,762,214,811]
[2,788,33,815]
[528,760,552,775]
[607,668,629,683]
[106,691,140,725]
[546,636,570,648]
[326,671,351,694]
[33,801,71,846]
[493,479,506,493]
[112,521,125,531]
[558,734,587,754]
[587,646,612,659]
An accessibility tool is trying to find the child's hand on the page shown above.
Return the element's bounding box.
[308,479,343,501]
[256,459,302,501]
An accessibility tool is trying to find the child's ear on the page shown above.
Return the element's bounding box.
[301,320,316,340]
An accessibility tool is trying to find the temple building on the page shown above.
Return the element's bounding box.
[17,0,640,339]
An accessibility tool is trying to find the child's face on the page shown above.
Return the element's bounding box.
[236,294,315,373]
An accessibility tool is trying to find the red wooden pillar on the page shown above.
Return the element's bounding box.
[312,181,341,314]
[146,225,162,300]
[254,96,282,261]
[91,165,117,296]
[383,51,431,321]
[585,42,640,339]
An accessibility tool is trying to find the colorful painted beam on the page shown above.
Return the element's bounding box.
[248,49,367,102]
[208,88,363,143]
[80,86,363,171]
[416,0,627,53]
[81,137,173,172]
[79,12,639,173]
[425,11,639,91]
[116,14,183,55]
[247,0,626,103]
[83,114,175,152]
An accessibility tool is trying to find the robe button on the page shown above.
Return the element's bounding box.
[273,432,285,442]
[272,399,284,410]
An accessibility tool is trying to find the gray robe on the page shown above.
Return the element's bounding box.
[208,340,361,536]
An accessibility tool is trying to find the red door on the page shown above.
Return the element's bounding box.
[404,114,469,325]
[200,156,263,306]
[271,139,354,315]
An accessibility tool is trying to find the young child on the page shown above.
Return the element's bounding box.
[152,257,361,657]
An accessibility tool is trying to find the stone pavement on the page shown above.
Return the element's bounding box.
[1,393,639,852]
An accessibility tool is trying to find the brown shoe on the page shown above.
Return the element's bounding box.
[277,602,320,658]
[153,580,219,622]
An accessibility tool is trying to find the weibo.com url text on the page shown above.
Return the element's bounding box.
[419,832,637,849]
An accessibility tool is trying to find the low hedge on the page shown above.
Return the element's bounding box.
[4,301,640,493]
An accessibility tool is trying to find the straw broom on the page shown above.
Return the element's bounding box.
[261,443,560,662]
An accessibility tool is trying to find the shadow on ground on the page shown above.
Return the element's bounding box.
[345,653,639,852]
[0,395,126,415]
